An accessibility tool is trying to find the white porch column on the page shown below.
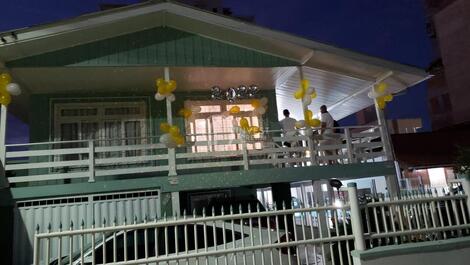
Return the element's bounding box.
[374,96,400,197]
[0,105,7,187]
[374,99,394,161]
[312,180,330,236]
[164,67,177,177]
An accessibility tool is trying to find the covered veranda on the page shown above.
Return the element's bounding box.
[0,1,429,195]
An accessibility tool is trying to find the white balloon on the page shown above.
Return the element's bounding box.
[260,97,268,105]
[159,133,171,144]
[155,93,165,101]
[295,120,306,129]
[302,95,312,106]
[257,107,266,115]
[167,93,176,102]
[6,83,21,96]
[306,87,315,95]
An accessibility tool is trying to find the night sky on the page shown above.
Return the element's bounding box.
[1,0,433,143]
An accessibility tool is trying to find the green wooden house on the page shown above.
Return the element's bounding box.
[0,1,429,264]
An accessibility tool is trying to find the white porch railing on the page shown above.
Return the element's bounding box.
[5,125,387,185]
[31,183,470,265]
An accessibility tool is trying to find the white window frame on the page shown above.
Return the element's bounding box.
[53,101,148,144]
[184,100,263,153]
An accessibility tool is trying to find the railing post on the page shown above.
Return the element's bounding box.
[307,136,318,166]
[344,128,355,164]
[33,229,40,265]
[347,183,366,251]
[0,105,7,187]
[242,139,249,170]
[374,100,394,161]
[88,140,95,182]
[460,178,470,212]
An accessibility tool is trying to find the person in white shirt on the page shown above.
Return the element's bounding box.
[319,105,338,164]
[279,109,297,147]
[320,105,334,136]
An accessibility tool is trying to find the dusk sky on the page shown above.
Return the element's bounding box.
[1,0,433,143]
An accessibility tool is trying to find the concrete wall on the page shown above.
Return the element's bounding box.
[433,0,470,126]
[352,237,470,265]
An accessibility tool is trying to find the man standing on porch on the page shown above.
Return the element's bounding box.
[279,109,297,147]
[319,105,337,164]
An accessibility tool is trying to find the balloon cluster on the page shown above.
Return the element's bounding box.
[0,73,21,106]
[292,78,321,131]
[211,85,259,102]
[250,97,268,115]
[295,110,321,129]
[294,79,317,107]
[367,82,393,110]
[159,123,185,148]
[154,78,177,102]
[239,117,261,135]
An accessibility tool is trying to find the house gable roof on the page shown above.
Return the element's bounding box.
[0,0,431,121]
[6,27,296,68]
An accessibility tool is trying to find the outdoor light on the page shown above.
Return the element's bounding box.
[210,85,259,102]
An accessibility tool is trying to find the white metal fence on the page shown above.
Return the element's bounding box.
[14,189,161,265]
[6,125,387,185]
[32,183,470,265]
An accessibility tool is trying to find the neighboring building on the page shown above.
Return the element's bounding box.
[0,1,428,264]
[425,0,470,130]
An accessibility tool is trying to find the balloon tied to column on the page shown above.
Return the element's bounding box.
[368,82,393,110]
[154,78,177,102]
[0,73,22,106]
[293,79,321,132]
[154,77,185,147]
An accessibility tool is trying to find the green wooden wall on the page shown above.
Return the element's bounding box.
[21,89,279,186]
[6,27,298,68]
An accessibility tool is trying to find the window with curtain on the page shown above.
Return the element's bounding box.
[54,101,147,159]
[184,100,262,153]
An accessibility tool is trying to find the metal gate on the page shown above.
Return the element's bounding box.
[12,189,160,265]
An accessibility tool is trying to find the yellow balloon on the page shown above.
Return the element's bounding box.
[239,118,249,130]
[167,80,177,92]
[174,135,185,145]
[250,99,261,109]
[156,78,165,88]
[374,82,388,94]
[294,89,304,100]
[307,119,321,127]
[160,122,171,133]
[301,79,309,90]
[304,109,313,120]
[158,84,169,95]
[169,125,180,137]
[383,94,393,102]
[247,126,261,134]
[377,97,386,109]
[229,106,241,114]
[178,108,192,118]
[0,73,12,86]
[0,92,11,106]
[311,91,317,99]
